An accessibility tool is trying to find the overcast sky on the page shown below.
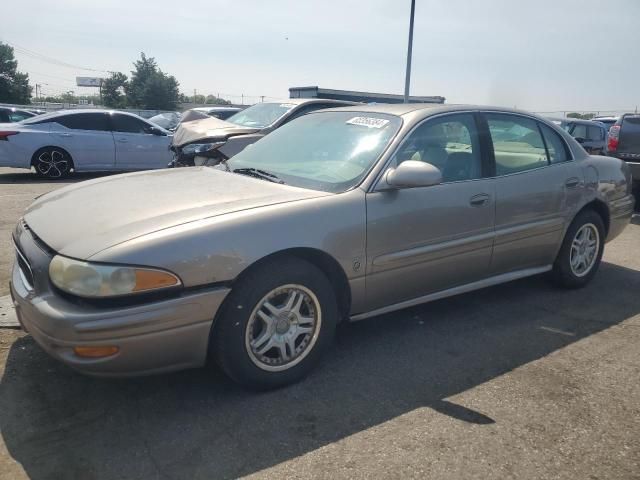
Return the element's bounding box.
[3,0,639,112]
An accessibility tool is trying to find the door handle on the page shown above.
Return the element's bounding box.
[58,133,72,137]
[117,138,128,143]
[469,193,490,207]
[565,177,580,188]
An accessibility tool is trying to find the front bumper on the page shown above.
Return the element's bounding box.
[10,227,231,377]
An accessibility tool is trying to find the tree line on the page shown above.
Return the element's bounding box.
[0,42,229,109]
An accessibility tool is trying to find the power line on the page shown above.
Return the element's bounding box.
[2,39,111,73]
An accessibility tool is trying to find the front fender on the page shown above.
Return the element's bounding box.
[91,189,367,307]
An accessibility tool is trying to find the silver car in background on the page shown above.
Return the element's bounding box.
[169,98,356,167]
[0,109,172,178]
[10,104,635,389]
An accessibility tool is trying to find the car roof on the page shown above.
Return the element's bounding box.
[318,103,559,120]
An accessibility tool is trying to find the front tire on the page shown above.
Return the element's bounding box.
[33,147,73,179]
[212,257,338,390]
[551,209,605,288]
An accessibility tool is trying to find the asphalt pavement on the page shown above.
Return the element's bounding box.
[0,168,638,480]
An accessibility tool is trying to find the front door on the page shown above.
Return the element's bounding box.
[365,113,495,311]
[111,113,171,170]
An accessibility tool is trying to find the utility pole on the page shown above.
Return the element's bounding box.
[242,94,244,105]
[260,95,265,103]
[403,0,416,103]
[193,89,197,104]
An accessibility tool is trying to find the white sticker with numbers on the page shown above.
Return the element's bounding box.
[346,116,390,128]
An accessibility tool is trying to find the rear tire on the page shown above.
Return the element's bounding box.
[211,257,338,390]
[551,209,605,288]
[33,147,73,179]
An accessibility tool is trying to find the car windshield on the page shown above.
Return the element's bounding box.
[226,102,296,128]
[226,111,401,193]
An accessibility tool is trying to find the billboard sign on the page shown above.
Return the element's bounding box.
[76,77,104,87]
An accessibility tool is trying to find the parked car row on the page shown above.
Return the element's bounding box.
[548,117,609,155]
[10,103,635,389]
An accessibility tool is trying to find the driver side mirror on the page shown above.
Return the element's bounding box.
[146,126,166,136]
[574,137,585,144]
[381,160,443,189]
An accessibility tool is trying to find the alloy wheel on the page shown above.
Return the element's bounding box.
[245,284,322,372]
[569,223,600,277]
[36,150,70,178]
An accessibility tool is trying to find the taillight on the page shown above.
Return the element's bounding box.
[0,131,19,141]
[607,125,620,152]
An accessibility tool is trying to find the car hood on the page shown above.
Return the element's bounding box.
[172,116,260,147]
[23,168,330,259]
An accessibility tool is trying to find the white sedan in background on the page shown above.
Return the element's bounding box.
[0,109,172,178]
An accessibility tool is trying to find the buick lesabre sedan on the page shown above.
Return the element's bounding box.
[11,104,635,389]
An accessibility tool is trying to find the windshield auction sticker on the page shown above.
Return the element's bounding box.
[279,103,296,108]
[346,117,390,128]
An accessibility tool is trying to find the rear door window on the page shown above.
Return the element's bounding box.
[587,125,604,141]
[485,113,548,175]
[55,113,110,131]
[570,124,588,140]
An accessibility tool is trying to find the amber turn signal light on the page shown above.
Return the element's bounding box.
[73,346,119,358]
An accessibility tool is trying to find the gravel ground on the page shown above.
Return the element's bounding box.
[0,168,638,480]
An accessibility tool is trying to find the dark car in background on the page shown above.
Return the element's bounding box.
[170,99,357,167]
[549,118,608,155]
[608,114,640,187]
[0,107,36,123]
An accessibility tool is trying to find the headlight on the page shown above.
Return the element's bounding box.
[181,141,225,155]
[49,255,181,298]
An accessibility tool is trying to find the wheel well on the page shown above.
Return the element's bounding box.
[30,146,74,167]
[580,199,610,236]
[234,248,352,320]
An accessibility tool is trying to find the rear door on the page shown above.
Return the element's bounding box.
[485,113,575,274]
[51,112,115,170]
[110,113,172,170]
[365,112,495,310]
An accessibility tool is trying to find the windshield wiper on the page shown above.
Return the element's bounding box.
[232,168,285,184]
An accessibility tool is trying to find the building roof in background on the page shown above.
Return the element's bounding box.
[289,86,445,104]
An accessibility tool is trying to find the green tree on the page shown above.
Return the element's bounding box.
[567,112,595,120]
[205,94,231,105]
[0,42,33,104]
[102,72,128,108]
[125,53,179,110]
